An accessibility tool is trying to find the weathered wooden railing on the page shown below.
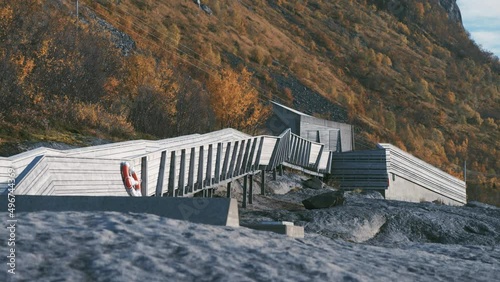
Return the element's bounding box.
[8,128,337,201]
[8,129,249,195]
[288,133,324,171]
[129,135,267,197]
[2,126,467,206]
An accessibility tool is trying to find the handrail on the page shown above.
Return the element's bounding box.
[131,135,268,197]
[4,126,466,206]
[5,127,335,196]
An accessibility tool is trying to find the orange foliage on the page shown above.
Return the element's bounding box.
[207,68,270,133]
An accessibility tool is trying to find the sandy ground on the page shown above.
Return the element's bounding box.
[2,210,498,282]
[2,171,499,281]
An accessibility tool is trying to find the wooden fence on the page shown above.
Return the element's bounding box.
[3,127,466,206]
[9,128,336,197]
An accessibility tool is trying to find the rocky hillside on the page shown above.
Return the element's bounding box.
[0,0,498,205]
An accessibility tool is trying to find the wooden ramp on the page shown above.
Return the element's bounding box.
[0,127,466,206]
[4,128,334,197]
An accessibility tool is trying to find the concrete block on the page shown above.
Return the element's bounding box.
[242,222,304,238]
[0,196,239,227]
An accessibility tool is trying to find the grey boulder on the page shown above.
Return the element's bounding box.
[302,178,324,190]
[302,191,345,209]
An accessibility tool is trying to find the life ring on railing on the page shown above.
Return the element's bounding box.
[120,162,142,197]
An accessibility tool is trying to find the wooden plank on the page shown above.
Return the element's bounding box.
[227,182,231,198]
[268,137,281,170]
[234,140,245,177]
[254,137,264,168]
[205,144,213,187]
[23,165,50,195]
[314,145,324,171]
[168,151,176,197]
[240,139,252,174]
[221,142,231,181]
[242,175,247,208]
[141,156,148,197]
[327,152,333,174]
[155,150,167,197]
[309,143,322,164]
[178,149,186,196]
[214,143,222,183]
[227,141,239,179]
[290,137,297,164]
[258,138,277,166]
[293,137,301,164]
[301,141,307,166]
[261,170,265,195]
[305,142,311,167]
[197,146,204,191]
[249,174,253,204]
[188,147,196,193]
[289,135,297,160]
[247,138,258,172]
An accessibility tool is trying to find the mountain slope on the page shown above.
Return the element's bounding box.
[0,0,498,204]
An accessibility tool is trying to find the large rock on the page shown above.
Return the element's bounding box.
[302,191,345,209]
[302,178,324,190]
[345,190,384,200]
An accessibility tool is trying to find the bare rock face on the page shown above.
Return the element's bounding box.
[438,0,462,25]
[302,191,345,209]
[85,8,136,56]
[375,0,463,26]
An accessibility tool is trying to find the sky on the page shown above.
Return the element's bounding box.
[457,0,500,58]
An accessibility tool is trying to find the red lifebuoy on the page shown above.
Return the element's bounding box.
[120,162,142,196]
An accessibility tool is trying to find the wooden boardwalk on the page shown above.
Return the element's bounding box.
[0,128,466,205]
[2,128,334,199]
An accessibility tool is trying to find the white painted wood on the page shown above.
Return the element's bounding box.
[378,144,466,203]
[258,138,278,166]
[317,151,330,170]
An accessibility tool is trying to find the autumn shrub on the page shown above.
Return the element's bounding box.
[128,86,177,138]
[251,46,267,65]
[207,67,270,133]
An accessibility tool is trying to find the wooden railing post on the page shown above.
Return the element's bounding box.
[155,150,167,197]
[221,142,231,181]
[240,139,252,175]
[242,175,248,208]
[188,147,196,193]
[261,170,265,195]
[168,151,176,197]
[197,146,204,191]
[268,137,281,170]
[141,156,148,196]
[249,174,253,204]
[254,137,264,170]
[234,140,245,177]
[214,143,222,183]
[228,141,239,179]
[205,144,213,187]
[247,138,258,172]
[178,149,186,196]
[227,181,232,198]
